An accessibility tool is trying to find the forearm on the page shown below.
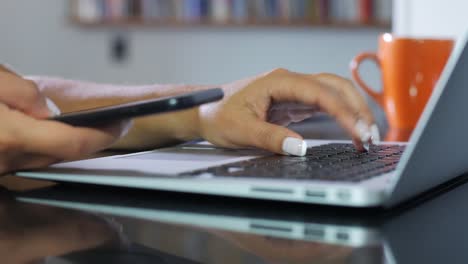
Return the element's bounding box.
[29,76,215,149]
[29,76,209,112]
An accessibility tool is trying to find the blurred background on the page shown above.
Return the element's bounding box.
[0,0,466,135]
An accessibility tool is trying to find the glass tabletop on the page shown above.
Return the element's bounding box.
[0,173,467,264]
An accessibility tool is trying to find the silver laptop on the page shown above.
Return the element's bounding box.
[17,31,468,208]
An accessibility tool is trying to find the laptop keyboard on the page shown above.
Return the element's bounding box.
[183,143,405,182]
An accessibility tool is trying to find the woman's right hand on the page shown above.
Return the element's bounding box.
[198,69,379,156]
[0,66,126,174]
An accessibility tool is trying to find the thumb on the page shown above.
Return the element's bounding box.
[0,69,59,119]
[248,120,307,156]
[19,82,60,119]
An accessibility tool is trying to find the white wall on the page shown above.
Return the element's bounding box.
[0,0,384,86]
[394,0,467,38]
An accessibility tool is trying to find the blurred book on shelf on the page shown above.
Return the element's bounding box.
[72,0,392,26]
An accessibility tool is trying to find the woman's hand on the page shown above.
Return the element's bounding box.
[198,69,379,156]
[0,67,128,174]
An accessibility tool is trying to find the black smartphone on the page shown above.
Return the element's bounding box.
[51,88,224,126]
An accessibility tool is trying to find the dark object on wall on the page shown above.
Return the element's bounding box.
[111,33,129,63]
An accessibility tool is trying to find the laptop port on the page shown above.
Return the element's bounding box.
[304,226,325,240]
[305,190,326,199]
[336,190,352,201]
[336,231,350,242]
[249,222,293,234]
[250,187,294,194]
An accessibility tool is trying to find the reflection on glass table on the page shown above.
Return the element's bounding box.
[0,187,199,264]
[17,185,386,264]
[15,177,468,264]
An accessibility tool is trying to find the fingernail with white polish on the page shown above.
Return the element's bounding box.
[282,137,307,156]
[120,120,134,138]
[370,124,381,144]
[363,142,370,152]
[45,97,61,116]
[355,119,371,143]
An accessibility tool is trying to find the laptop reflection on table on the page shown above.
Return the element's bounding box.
[20,178,468,264]
[18,185,388,264]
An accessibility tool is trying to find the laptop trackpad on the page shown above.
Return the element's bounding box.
[121,146,254,162]
[47,145,266,176]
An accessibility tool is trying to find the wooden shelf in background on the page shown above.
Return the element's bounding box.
[69,0,392,31]
[71,17,391,30]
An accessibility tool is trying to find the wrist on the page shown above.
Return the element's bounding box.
[168,84,222,142]
[114,108,201,150]
[171,107,202,142]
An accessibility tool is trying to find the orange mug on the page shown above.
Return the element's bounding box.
[351,33,454,141]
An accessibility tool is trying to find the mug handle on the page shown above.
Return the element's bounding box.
[350,52,384,107]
